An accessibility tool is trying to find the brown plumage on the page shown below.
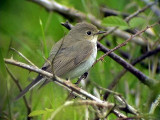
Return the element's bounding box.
[15,22,104,100]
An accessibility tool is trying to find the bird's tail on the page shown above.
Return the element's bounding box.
[15,75,44,100]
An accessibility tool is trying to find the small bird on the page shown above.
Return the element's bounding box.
[16,22,105,100]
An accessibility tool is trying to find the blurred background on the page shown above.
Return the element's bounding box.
[0,0,160,119]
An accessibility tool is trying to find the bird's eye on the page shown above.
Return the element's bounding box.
[87,31,91,35]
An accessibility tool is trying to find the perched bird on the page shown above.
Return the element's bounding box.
[16,22,105,100]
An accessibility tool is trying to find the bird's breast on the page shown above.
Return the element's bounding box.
[63,42,97,79]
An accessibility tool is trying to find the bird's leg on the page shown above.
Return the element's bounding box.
[75,72,88,85]
[66,72,88,101]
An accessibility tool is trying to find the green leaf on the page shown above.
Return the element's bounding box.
[45,108,54,112]
[129,17,145,28]
[102,16,129,29]
[28,110,46,117]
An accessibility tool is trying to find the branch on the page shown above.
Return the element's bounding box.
[29,0,158,87]
[100,7,130,18]
[142,0,160,17]
[61,21,157,89]
[149,94,160,114]
[95,22,159,64]
[104,46,160,100]
[10,47,38,69]
[98,1,156,41]
[4,58,128,118]
[29,0,147,46]
[49,100,113,119]
[97,42,157,88]
[5,66,31,119]
[125,1,157,22]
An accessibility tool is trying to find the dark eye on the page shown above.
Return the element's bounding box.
[87,31,91,35]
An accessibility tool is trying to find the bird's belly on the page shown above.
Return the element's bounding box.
[63,45,97,79]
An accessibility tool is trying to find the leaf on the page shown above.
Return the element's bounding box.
[102,16,129,29]
[28,110,46,117]
[129,17,145,28]
[45,108,54,112]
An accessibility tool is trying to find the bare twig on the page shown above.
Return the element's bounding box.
[91,81,120,96]
[61,21,157,88]
[142,0,160,17]
[100,7,130,18]
[29,0,147,46]
[10,47,38,69]
[95,22,159,64]
[98,1,156,41]
[5,65,31,119]
[97,41,157,89]
[149,94,160,114]
[104,45,160,100]
[4,58,128,118]
[49,100,115,120]
[125,1,157,22]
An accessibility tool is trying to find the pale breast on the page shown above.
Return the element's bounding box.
[63,42,97,79]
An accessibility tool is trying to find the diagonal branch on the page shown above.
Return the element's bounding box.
[104,45,160,100]
[29,0,147,46]
[5,65,32,119]
[61,21,157,89]
[4,58,128,118]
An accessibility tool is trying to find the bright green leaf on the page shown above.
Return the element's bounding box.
[45,108,54,112]
[102,16,129,29]
[28,110,46,117]
[129,17,145,28]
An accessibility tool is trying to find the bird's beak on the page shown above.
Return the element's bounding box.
[94,31,106,35]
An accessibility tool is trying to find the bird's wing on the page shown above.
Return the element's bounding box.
[46,40,93,77]
[15,39,64,100]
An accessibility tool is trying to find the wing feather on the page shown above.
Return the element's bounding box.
[46,40,93,78]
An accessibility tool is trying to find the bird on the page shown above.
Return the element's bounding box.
[15,22,105,100]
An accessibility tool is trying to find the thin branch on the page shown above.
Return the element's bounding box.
[95,22,159,64]
[142,0,160,17]
[104,45,160,100]
[4,58,127,118]
[91,81,120,96]
[49,100,116,120]
[100,7,130,18]
[29,0,147,46]
[98,41,158,88]
[61,21,157,89]
[98,1,156,41]
[5,65,31,119]
[125,1,157,22]
[10,47,38,69]
[149,94,160,114]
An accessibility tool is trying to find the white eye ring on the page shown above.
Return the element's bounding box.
[87,31,91,35]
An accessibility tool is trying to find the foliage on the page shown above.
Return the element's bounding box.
[0,0,160,119]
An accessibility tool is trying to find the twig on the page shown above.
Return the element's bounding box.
[4,58,127,118]
[98,1,156,41]
[91,81,120,96]
[125,1,157,22]
[142,0,160,17]
[103,45,160,100]
[49,100,115,120]
[114,95,139,115]
[61,21,157,88]
[149,94,160,114]
[29,0,147,46]
[95,22,159,64]
[100,7,130,18]
[98,42,157,88]
[10,47,38,69]
[5,65,31,119]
